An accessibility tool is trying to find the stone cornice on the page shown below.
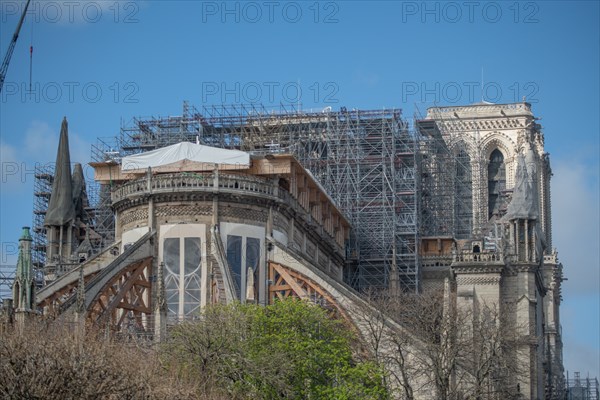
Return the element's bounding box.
[426,102,533,119]
[437,117,527,133]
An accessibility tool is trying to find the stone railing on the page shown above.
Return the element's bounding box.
[453,251,503,264]
[112,172,277,203]
[217,173,276,196]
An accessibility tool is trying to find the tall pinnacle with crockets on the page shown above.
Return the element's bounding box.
[44,117,76,272]
[13,227,35,327]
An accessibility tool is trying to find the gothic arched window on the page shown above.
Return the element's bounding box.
[164,236,202,319]
[488,149,506,220]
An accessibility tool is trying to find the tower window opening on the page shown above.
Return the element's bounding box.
[488,149,506,221]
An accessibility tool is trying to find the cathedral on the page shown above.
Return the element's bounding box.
[4,101,564,399]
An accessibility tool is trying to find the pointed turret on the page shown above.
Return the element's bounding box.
[14,226,33,289]
[44,117,75,227]
[504,152,537,221]
[44,118,79,277]
[13,227,36,328]
[503,143,546,263]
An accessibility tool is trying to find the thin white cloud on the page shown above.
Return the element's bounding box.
[0,119,92,267]
[24,120,91,165]
[552,159,600,295]
[0,141,28,191]
[0,120,91,191]
[552,157,600,379]
[23,121,56,162]
[0,141,18,163]
[562,298,600,379]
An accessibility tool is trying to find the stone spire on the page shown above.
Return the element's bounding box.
[13,227,35,327]
[44,117,75,227]
[43,118,79,273]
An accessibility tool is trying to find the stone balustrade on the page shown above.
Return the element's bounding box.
[112,172,277,203]
[453,251,503,263]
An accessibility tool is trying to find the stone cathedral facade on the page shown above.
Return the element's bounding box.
[419,102,564,399]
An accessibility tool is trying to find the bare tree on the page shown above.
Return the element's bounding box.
[462,301,529,400]
[355,291,419,400]
[358,290,528,400]
[0,320,201,400]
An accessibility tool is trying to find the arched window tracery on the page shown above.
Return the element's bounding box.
[488,149,506,221]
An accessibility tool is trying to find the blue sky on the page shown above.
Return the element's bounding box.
[1,0,599,378]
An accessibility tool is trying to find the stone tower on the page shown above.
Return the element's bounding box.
[421,102,564,399]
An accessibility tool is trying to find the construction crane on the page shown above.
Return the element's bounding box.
[0,0,31,94]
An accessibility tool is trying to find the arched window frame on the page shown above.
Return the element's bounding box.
[487,148,507,221]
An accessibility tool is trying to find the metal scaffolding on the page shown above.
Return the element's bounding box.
[90,102,420,291]
[415,106,476,240]
[566,372,599,400]
[0,265,15,301]
[30,101,494,292]
[86,180,115,251]
[31,164,113,272]
[0,165,56,295]
[32,164,53,269]
[416,118,473,239]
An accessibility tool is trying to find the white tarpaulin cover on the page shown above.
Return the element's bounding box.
[121,142,250,171]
